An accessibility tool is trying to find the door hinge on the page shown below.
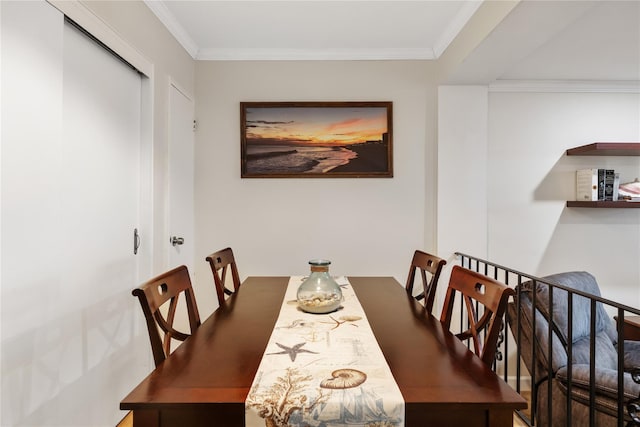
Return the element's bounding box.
[193,120,197,131]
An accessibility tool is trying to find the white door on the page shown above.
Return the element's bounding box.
[168,83,195,272]
[61,19,141,303]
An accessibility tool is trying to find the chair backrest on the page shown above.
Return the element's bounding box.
[405,250,447,312]
[132,265,201,367]
[440,265,515,366]
[206,247,241,305]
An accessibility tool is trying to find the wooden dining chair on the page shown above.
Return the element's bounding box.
[405,250,447,313]
[206,247,241,305]
[440,265,515,366]
[132,265,201,367]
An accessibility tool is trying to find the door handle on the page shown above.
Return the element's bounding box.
[134,228,141,255]
[171,236,184,246]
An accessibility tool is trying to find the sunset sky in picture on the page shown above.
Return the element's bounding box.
[245,107,388,146]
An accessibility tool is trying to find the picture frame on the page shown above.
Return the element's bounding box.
[240,102,393,178]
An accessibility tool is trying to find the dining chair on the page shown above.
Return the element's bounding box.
[206,247,241,305]
[405,250,447,313]
[440,265,515,366]
[132,265,201,367]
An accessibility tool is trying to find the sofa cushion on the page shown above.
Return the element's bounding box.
[518,271,619,370]
[508,298,568,375]
[621,340,640,372]
[537,376,628,426]
[556,364,640,404]
[571,332,619,369]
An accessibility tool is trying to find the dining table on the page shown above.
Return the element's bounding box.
[120,276,527,427]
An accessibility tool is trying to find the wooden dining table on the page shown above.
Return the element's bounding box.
[121,276,527,427]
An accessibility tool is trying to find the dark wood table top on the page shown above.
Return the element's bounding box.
[615,315,640,341]
[621,315,640,326]
[121,276,526,425]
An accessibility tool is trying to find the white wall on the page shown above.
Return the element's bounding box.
[193,60,439,314]
[487,90,640,307]
[437,86,489,259]
[438,86,640,307]
[436,86,489,305]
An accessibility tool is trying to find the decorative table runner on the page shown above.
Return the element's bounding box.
[246,276,404,427]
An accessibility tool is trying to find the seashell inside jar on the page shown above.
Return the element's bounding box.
[297,259,343,314]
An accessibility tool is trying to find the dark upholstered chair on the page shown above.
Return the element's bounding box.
[405,250,446,313]
[440,265,516,366]
[206,247,241,306]
[132,265,201,367]
[507,271,640,426]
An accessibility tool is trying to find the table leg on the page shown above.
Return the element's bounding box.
[131,409,159,427]
[488,409,516,427]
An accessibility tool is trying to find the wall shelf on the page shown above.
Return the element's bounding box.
[567,142,640,208]
[566,142,640,156]
[566,201,640,208]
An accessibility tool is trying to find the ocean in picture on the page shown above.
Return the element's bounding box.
[246,144,357,174]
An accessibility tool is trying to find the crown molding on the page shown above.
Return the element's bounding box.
[143,0,476,61]
[196,47,436,61]
[144,0,198,59]
[433,0,483,58]
[489,80,640,93]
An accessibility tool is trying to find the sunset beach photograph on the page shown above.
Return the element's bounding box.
[240,102,392,178]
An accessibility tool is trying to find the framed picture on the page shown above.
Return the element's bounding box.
[241,102,393,178]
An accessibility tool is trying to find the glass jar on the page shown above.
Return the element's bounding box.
[297,259,343,314]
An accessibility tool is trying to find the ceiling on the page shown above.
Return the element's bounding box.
[145,0,640,84]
